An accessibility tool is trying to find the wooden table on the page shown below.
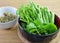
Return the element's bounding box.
[0,0,60,43]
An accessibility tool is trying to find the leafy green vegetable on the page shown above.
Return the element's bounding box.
[17,2,57,35]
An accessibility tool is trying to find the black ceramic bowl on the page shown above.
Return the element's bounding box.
[18,15,60,43]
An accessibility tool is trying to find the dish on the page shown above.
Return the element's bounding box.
[0,6,17,29]
[17,2,60,42]
[17,2,57,35]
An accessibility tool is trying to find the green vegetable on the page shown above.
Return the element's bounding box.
[17,2,57,35]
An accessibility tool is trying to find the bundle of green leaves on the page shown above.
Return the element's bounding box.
[17,2,57,35]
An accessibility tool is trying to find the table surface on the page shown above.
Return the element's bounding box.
[0,0,60,43]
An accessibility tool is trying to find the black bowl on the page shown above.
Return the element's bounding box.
[18,15,60,43]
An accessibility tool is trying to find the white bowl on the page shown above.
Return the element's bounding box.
[0,6,17,29]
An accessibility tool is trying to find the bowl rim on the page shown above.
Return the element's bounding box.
[0,6,18,24]
[0,6,17,10]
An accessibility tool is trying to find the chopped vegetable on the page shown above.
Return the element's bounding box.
[0,13,16,23]
[17,2,57,35]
